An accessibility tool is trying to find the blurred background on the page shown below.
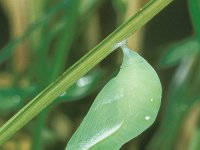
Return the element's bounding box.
[0,0,200,149]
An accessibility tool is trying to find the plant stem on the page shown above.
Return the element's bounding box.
[32,109,48,150]
[188,0,200,42]
[32,1,80,149]
[0,0,174,145]
[50,0,80,81]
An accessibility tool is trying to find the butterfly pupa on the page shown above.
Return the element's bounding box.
[66,44,162,150]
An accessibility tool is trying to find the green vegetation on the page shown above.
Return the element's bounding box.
[0,0,199,149]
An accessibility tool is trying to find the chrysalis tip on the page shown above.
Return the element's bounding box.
[112,39,128,51]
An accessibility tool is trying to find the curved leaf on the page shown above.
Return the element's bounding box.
[160,37,200,68]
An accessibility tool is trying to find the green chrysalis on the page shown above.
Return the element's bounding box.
[66,44,162,150]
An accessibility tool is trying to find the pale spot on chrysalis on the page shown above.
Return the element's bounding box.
[145,116,150,121]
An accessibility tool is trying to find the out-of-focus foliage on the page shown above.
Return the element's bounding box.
[145,0,200,149]
[160,37,200,68]
[0,0,200,149]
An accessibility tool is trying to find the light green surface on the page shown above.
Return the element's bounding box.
[66,46,162,150]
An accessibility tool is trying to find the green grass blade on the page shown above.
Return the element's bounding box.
[31,1,80,149]
[50,0,80,81]
[0,1,65,64]
[188,0,200,42]
[189,125,200,150]
[160,37,200,68]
